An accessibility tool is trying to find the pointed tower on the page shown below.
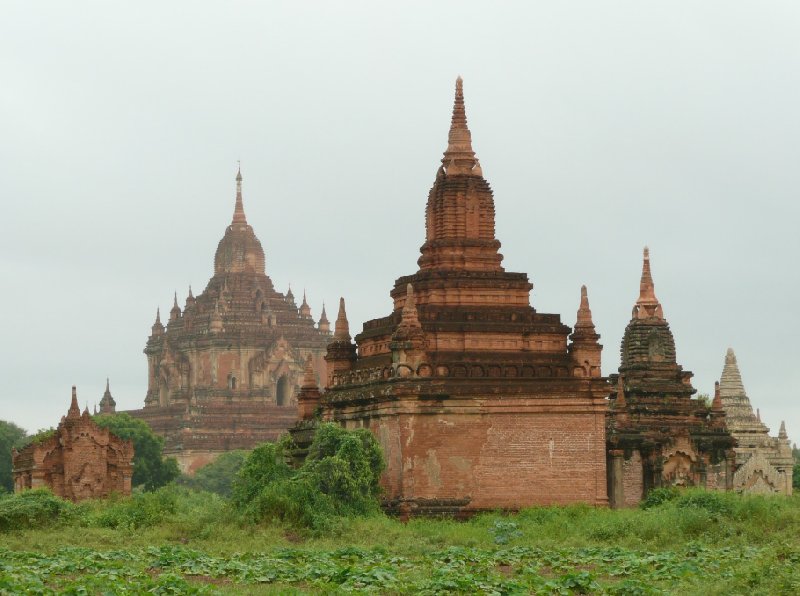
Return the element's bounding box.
[318,303,330,334]
[99,378,116,414]
[317,78,610,514]
[169,292,181,322]
[607,247,735,506]
[67,386,81,419]
[568,285,602,377]
[213,167,266,275]
[413,78,505,278]
[324,297,357,387]
[151,308,164,337]
[137,167,332,472]
[299,290,312,319]
[718,347,792,494]
[719,348,768,433]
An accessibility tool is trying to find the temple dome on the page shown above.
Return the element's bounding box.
[213,169,266,275]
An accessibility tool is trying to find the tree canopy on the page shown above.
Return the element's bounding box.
[179,450,249,497]
[0,421,28,493]
[93,413,179,491]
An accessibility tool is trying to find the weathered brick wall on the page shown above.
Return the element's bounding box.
[622,450,643,507]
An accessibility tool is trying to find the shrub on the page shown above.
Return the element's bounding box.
[178,450,248,497]
[639,487,680,510]
[233,423,385,531]
[88,485,180,530]
[0,489,78,532]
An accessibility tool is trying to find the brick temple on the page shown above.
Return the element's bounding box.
[12,387,133,501]
[605,249,736,507]
[127,169,331,473]
[718,348,793,494]
[311,78,610,516]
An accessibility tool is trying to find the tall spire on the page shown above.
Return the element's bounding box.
[779,420,788,440]
[400,283,421,328]
[575,285,595,329]
[318,302,330,334]
[334,297,350,341]
[300,290,312,318]
[68,386,81,418]
[170,292,181,321]
[442,76,479,176]
[100,378,116,414]
[151,307,164,336]
[232,164,247,225]
[632,247,664,320]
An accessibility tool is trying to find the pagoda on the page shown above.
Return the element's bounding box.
[606,248,736,507]
[718,348,793,494]
[314,78,609,516]
[127,168,331,473]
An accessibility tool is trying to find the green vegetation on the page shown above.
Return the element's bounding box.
[233,423,384,532]
[0,420,27,492]
[2,487,800,594]
[793,445,800,489]
[178,450,248,498]
[93,413,180,491]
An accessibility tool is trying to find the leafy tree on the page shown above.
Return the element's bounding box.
[179,450,249,497]
[0,420,28,493]
[93,413,179,491]
[793,445,800,489]
[233,424,385,530]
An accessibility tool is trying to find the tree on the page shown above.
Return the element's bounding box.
[93,413,179,491]
[0,421,28,493]
[179,450,249,497]
[793,445,800,490]
[232,424,385,530]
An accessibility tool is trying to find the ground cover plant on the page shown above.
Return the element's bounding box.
[3,485,800,594]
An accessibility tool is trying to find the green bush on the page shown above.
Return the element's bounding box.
[232,423,385,532]
[0,489,78,532]
[178,450,248,497]
[639,487,680,509]
[88,485,180,530]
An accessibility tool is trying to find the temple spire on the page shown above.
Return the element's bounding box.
[318,302,330,334]
[232,165,247,226]
[712,381,723,411]
[780,420,788,440]
[302,354,317,389]
[400,283,421,328]
[68,386,81,418]
[334,297,350,341]
[442,76,479,175]
[633,247,664,320]
[575,285,594,329]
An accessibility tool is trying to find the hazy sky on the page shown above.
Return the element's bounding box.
[2,2,798,445]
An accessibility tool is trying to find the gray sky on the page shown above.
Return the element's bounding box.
[2,1,799,445]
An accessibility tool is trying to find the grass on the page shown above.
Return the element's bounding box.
[2,488,800,594]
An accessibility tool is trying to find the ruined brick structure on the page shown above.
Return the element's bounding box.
[311,78,609,516]
[127,169,331,473]
[12,387,133,501]
[606,249,736,507]
[718,348,793,494]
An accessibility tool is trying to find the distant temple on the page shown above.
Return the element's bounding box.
[306,78,610,516]
[718,348,793,494]
[127,169,331,473]
[606,249,736,507]
[12,387,133,501]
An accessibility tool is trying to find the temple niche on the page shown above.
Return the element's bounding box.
[718,348,793,495]
[606,249,736,508]
[308,78,609,517]
[126,169,331,473]
[12,387,134,501]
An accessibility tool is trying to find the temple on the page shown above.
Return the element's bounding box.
[309,78,609,516]
[12,387,134,501]
[127,168,332,473]
[606,249,736,507]
[718,348,793,494]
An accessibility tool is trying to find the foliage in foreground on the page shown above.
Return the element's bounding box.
[178,450,249,498]
[2,488,800,593]
[232,423,385,531]
[93,412,180,491]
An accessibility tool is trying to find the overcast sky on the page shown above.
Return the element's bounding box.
[2,1,798,445]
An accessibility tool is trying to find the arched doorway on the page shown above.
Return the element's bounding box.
[276,375,290,406]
